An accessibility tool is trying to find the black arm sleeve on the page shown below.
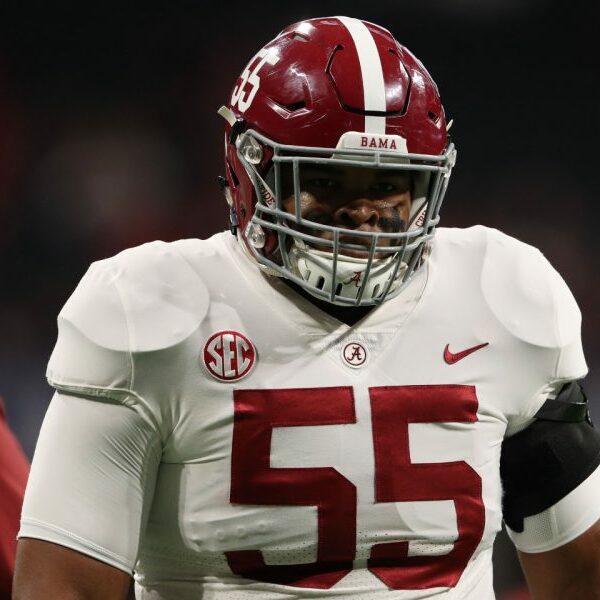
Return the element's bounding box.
[501,381,600,532]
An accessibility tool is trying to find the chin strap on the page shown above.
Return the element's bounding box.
[288,240,406,304]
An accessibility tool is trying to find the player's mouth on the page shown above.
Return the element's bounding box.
[306,231,394,260]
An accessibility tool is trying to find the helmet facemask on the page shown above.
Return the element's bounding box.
[233,127,456,307]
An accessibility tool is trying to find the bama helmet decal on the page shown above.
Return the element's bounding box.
[202,331,257,382]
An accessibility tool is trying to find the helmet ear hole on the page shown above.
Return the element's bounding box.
[291,32,310,42]
[428,111,440,124]
[273,100,306,114]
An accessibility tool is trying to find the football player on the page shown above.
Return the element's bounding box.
[13,16,600,600]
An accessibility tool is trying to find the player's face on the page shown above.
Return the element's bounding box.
[281,165,412,258]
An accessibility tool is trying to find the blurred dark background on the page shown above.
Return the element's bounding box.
[0,2,597,598]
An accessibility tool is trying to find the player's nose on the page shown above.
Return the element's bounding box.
[334,200,379,229]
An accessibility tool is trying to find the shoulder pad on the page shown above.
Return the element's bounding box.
[480,228,581,348]
[47,240,210,393]
[110,240,210,352]
[68,240,209,352]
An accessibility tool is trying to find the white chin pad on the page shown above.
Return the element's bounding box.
[289,242,405,302]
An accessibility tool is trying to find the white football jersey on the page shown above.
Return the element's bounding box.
[20,226,592,599]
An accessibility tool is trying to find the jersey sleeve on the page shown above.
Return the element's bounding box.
[483,231,598,550]
[18,392,161,573]
[22,247,174,570]
[22,241,212,571]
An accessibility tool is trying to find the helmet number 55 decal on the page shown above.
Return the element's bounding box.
[231,49,280,113]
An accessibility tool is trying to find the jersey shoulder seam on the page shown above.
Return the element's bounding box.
[45,382,163,440]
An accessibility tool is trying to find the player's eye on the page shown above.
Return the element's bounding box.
[307,178,339,190]
[370,181,398,194]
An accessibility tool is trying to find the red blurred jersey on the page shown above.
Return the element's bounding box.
[0,400,29,597]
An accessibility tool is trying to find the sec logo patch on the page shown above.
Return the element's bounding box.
[203,331,256,382]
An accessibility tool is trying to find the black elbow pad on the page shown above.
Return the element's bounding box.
[501,382,600,532]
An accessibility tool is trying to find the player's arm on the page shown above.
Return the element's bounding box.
[501,381,600,600]
[13,539,132,600]
[13,392,161,599]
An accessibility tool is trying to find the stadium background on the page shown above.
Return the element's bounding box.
[0,2,597,598]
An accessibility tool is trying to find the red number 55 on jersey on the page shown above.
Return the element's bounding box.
[226,385,485,591]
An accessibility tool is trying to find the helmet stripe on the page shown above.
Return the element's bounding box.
[337,16,386,134]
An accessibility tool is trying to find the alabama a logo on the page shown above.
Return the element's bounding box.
[203,331,256,382]
[342,341,368,368]
[348,271,363,288]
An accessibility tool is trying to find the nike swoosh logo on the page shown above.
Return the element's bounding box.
[444,342,489,365]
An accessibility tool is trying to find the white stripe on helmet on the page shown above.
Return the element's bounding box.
[337,16,386,134]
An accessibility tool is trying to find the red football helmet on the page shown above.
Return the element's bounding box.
[219,16,456,306]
